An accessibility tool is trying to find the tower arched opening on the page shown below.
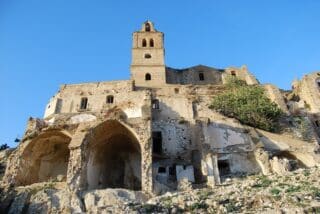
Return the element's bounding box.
[145,23,151,32]
[150,39,154,47]
[142,39,147,47]
[86,120,141,190]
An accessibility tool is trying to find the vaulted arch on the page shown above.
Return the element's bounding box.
[85,120,142,190]
[16,130,71,186]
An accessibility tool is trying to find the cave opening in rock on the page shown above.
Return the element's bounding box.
[17,131,71,186]
[86,120,141,191]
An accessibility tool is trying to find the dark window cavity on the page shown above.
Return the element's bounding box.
[144,53,152,59]
[152,131,162,154]
[150,39,154,47]
[218,160,231,176]
[106,95,114,104]
[145,73,151,81]
[152,99,159,109]
[142,39,147,47]
[80,97,88,110]
[145,23,151,32]
[158,167,166,173]
[199,72,204,81]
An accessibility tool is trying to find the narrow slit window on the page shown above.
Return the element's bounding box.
[152,131,162,154]
[106,95,114,104]
[199,72,204,81]
[80,97,88,110]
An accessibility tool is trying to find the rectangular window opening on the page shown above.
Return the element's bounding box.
[152,99,159,109]
[199,73,204,81]
[107,95,114,104]
[158,167,166,173]
[152,131,162,154]
[80,98,88,110]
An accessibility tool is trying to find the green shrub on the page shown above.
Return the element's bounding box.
[252,176,272,188]
[310,187,320,198]
[210,77,283,132]
[0,144,9,151]
[270,188,281,196]
[285,185,302,193]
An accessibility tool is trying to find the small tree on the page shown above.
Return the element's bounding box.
[0,144,9,151]
[210,77,283,132]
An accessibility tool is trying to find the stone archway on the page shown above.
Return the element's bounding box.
[16,131,71,186]
[86,120,142,190]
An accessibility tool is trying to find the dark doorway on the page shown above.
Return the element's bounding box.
[218,160,231,176]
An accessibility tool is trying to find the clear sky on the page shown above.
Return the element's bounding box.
[1,0,320,147]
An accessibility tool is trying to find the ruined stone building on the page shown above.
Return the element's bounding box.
[2,21,320,195]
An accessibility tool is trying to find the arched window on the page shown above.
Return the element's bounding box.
[199,72,204,81]
[106,95,114,104]
[144,53,152,59]
[150,39,154,47]
[145,73,151,81]
[142,39,147,47]
[231,71,236,77]
[80,97,88,110]
[145,23,151,32]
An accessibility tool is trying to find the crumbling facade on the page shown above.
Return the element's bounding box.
[2,21,320,195]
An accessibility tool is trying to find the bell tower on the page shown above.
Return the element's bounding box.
[130,21,166,87]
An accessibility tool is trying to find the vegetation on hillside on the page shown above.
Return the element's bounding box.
[210,77,283,132]
[0,144,9,151]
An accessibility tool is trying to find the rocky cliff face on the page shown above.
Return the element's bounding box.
[1,165,320,213]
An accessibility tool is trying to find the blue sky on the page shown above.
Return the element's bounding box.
[1,0,320,147]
